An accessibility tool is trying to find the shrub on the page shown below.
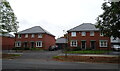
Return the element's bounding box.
[72,46,81,51]
[24,48,30,50]
[12,47,30,50]
[86,48,92,50]
[30,48,43,50]
[12,47,24,50]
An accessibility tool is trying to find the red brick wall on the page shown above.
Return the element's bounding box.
[15,33,55,50]
[1,36,15,50]
[44,34,56,49]
[68,31,111,50]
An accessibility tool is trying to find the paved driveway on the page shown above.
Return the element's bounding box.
[2,50,120,69]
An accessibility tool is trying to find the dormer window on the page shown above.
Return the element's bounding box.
[25,34,28,38]
[71,32,76,37]
[38,34,42,38]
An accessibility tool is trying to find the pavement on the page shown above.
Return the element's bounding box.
[2,50,120,70]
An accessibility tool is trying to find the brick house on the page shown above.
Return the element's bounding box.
[0,33,15,50]
[15,26,55,50]
[67,23,111,50]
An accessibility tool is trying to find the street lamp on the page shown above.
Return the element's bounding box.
[63,30,68,58]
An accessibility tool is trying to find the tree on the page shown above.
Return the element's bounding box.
[0,0,19,34]
[96,1,120,39]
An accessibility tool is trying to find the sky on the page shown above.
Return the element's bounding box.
[8,0,104,39]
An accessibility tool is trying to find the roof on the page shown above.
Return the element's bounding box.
[0,33,14,37]
[67,23,99,32]
[56,38,67,44]
[16,26,55,36]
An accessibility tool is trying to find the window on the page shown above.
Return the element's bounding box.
[100,32,103,36]
[70,40,77,47]
[18,34,21,38]
[31,34,34,38]
[36,41,42,47]
[99,40,108,47]
[15,41,21,47]
[25,34,28,38]
[38,34,42,38]
[71,32,76,37]
[81,32,86,36]
[90,31,94,36]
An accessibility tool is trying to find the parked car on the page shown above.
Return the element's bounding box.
[112,45,120,51]
[48,45,58,51]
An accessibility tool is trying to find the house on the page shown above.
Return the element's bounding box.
[0,33,15,50]
[14,26,55,50]
[56,37,67,49]
[67,23,111,50]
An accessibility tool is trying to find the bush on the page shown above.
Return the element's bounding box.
[86,48,92,50]
[30,48,43,50]
[12,47,30,50]
[72,46,81,51]
[12,47,24,50]
[24,48,30,50]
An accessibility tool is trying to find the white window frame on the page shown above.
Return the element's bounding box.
[36,41,42,47]
[38,34,42,38]
[81,32,86,36]
[70,40,77,47]
[99,40,108,47]
[90,31,94,36]
[31,34,34,38]
[71,32,76,37]
[100,32,104,36]
[18,34,21,38]
[25,34,28,38]
[15,41,21,47]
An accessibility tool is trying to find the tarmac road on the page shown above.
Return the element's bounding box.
[2,50,120,69]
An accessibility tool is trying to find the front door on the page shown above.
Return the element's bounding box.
[24,42,28,48]
[90,41,96,49]
[81,41,86,49]
[31,42,34,48]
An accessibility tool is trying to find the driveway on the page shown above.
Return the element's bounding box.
[2,50,120,69]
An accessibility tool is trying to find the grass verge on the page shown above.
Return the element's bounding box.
[65,50,112,54]
[2,54,21,59]
[53,55,120,64]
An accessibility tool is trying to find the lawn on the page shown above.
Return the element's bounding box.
[65,50,112,54]
[2,54,21,59]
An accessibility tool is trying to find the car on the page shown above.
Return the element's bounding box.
[48,45,58,51]
[112,45,120,51]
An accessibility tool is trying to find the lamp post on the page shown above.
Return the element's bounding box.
[63,30,68,58]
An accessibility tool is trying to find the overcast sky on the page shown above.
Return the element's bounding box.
[8,0,104,39]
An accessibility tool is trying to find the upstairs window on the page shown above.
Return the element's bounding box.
[81,32,86,36]
[18,34,21,38]
[38,34,42,38]
[25,34,28,38]
[31,34,34,38]
[90,31,94,36]
[71,32,76,37]
[100,32,104,36]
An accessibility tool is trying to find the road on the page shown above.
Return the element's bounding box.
[2,50,120,69]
